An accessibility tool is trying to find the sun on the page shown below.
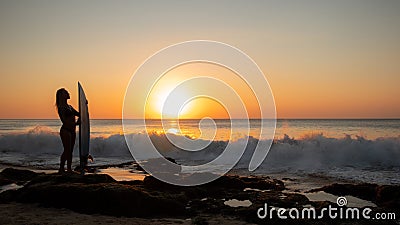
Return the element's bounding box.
[147,86,192,119]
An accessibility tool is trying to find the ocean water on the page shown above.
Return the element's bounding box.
[0,119,399,185]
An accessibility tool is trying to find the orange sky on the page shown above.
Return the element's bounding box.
[140,62,261,119]
[0,1,399,119]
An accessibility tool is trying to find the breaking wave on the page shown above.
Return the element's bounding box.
[0,125,399,183]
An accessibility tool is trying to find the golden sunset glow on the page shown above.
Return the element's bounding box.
[147,85,192,119]
[1,1,399,119]
[141,62,261,119]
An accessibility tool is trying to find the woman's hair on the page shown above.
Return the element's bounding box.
[55,88,67,109]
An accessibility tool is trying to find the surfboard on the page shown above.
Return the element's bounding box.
[78,82,90,173]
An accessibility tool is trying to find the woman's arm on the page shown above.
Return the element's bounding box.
[70,105,80,117]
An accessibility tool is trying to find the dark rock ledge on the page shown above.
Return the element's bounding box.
[310,183,400,209]
[1,168,399,224]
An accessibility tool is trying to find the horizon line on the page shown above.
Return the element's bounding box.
[1,117,399,120]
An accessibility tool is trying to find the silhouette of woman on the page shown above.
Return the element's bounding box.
[56,88,80,173]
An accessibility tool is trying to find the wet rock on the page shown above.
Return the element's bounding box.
[0,168,40,185]
[310,183,400,209]
[0,189,18,203]
[192,216,209,225]
[134,163,145,172]
[376,185,400,208]
[27,173,116,186]
[204,175,246,190]
[310,183,378,202]
[0,176,12,186]
[2,166,398,223]
[139,157,182,175]
[143,175,181,191]
[243,177,285,191]
[3,173,185,217]
[203,175,284,191]
[118,180,144,186]
[22,183,183,217]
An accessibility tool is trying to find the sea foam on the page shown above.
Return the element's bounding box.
[1,125,399,184]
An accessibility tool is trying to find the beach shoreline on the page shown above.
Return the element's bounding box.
[0,166,399,224]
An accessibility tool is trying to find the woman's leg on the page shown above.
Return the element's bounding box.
[66,132,76,172]
[60,129,72,172]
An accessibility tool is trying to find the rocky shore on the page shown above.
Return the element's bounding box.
[0,167,399,224]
